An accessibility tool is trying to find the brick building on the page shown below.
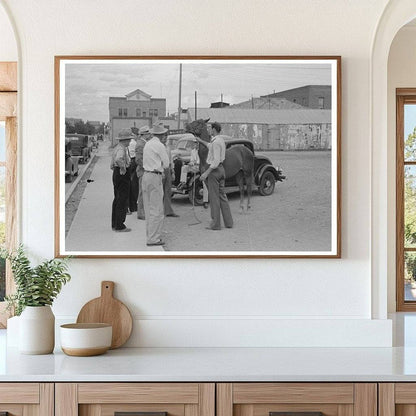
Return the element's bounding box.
[109,89,166,144]
[261,85,331,110]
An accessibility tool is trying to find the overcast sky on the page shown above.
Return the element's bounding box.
[64,60,332,123]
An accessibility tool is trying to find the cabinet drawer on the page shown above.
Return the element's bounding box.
[56,383,215,416]
[218,383,376,416]
[0,383,53,416]
[379,383,416,416]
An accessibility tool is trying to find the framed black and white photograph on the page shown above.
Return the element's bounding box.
[55,56,341,258]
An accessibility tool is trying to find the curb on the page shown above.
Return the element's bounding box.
[65,151,97,204]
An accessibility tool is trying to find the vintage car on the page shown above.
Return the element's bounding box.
[169,133,196,161]
[65,134,93,163]
[64,140,79,183]
[172,137,285,205]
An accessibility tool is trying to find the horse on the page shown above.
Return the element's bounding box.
[186,118,254,213]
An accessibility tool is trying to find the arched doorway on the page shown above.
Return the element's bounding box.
[371,0,416,319]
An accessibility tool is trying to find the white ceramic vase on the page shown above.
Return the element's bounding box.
[6,315,20,347]
[19,306,55,354]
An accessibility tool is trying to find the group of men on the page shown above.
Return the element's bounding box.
[111,121,233,247]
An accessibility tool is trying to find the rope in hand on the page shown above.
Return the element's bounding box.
[187,173,203,226]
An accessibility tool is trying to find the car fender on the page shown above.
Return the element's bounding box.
[255,164,279,185]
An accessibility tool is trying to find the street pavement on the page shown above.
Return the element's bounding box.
[65,139,163,253]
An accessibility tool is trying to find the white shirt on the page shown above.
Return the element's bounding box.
[190,148,199,166]
[128,139,137,158]
[143,136,170,173]
[207,135,226,169]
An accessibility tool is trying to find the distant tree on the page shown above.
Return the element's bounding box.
[404,127,416,281]
[405,171,416,246]
[74,120,85,134]
[406,126,416,161]
[85,122,96,135]
[65,121,76,134]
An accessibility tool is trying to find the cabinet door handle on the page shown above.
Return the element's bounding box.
[270,413,324,416]
[115,412,168,416]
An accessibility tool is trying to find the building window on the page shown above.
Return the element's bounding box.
[142,111,146,117]
[118,108,122,117]
[153,109,158,117]
[149,109,154,117]
[318,97,324,109]
[123,108,128,117]
[136,108,141,117]
[396,89,416,311]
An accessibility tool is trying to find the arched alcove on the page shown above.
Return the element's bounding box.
[0,1,17,61]
[371,0,416,319]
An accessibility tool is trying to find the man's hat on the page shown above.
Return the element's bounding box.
[139,126,150,135]
[117,128,135,141]
[150,122,168,135]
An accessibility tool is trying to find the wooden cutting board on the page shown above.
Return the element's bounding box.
[76,281,133,349]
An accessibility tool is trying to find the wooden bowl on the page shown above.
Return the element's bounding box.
[60,323,112,356]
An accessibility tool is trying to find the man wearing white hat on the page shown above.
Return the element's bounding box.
[142,123,170,246]
[111,128,133,232]
[135,125,151,220]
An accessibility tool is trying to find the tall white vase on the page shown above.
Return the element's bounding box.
[19,306,55,354]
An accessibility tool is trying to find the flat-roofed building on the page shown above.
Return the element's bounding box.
[187,107,331,150]
[261,85,331,109]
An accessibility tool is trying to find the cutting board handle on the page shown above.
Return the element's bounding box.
[101,281,115,298]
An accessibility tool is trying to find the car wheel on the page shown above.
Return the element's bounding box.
[189,179,204,206]
[259,171,276,196]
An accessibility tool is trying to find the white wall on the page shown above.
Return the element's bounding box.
[0,0,394,346]
[0,3,17,61]
[387,25,416,312]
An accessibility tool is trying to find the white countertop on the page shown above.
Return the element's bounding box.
[1,329,416,382]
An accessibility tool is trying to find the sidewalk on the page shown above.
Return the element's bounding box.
[65,139,163,253]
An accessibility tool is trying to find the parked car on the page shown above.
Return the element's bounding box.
[91,135,99,149]
[64,140,79,183]
[170,134,198,162]
[65,134,93,163]
[172,138,285,205]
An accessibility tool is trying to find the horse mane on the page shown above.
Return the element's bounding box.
[185,119,210,142]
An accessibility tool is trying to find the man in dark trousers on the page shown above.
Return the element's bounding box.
[111,128,133,232]
[200,122,233,230]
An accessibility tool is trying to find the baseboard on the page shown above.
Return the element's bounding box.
[56,317,392,347]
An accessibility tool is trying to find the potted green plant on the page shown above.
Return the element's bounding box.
[1,245,71,354]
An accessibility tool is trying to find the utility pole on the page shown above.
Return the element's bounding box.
[177,63,182,130]
[195,91,197,120]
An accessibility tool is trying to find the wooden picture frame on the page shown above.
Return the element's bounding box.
[55,56,341,258]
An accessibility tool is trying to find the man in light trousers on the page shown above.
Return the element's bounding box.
[142,123,170,246]
[135,125,151,220]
